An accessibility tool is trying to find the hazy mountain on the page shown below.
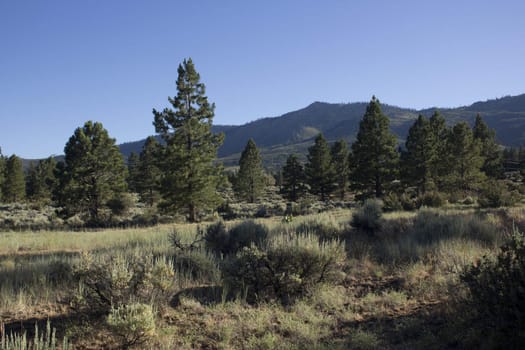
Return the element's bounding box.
[117,94,525,169]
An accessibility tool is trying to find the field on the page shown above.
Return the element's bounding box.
[1,205,524,349]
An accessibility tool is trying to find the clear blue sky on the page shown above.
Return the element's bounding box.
[1,0,524,158]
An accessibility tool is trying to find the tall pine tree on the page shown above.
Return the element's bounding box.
[305,133,336,201]
[330,140,350,200]
[281,154,306,202]
[57,121,127,222]
[153,58,224,222]
[473,114,503,178]
[0,149,5,202]
[350,97,399,198]
[234,139,266,203]
[133,137,162,206]
[3,154,26,203]
[401,115,437,194]
[26,157,57,203]
[427,111,450,191]
[445,122,485,192]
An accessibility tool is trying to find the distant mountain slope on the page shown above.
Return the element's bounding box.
[118,94,525,168]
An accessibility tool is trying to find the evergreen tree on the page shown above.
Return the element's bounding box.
[473,114,503,178]
[281,154,306,202]
[400,115,437,193]
[153,58,224,222]
[234,139,266,203]
[427,111,450,191]
[350,97,399,198]
[330,139,350,200]
[3,154,26,203]
[26,157,57,203]
[305,133,336,201]
[445,122,485,192]
[126,152,140,193]
[0,149,5,202]
[58,121,127,222]
[135,136,162,206]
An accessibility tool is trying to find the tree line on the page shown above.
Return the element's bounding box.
[0,59,520,224]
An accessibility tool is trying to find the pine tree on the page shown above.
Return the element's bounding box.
[445,122,485,192]
[58,121,127,222]
[234,139,266,203]
[26,157,57,203]
[400,115,437,194]
[330,140,350,200]
[350,97,399,198]
[473,114,503,178]
[3,154,26,203]
[281,154,306,202]
[153,58,224,222]
[126,152,140,193]
[135,136,162,206]
[305,133,336,201]
[0,149,5,202]
[427,111,450,191]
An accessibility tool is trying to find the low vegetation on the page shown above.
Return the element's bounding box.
[1,205,524,348]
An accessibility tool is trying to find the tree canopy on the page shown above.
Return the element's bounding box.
[153,58,224,222]
[235,139,266,203]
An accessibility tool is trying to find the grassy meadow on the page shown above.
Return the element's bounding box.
[1,205,524,349]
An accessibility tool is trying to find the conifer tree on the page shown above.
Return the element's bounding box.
[153,58,224,222]
[58,121,127,222]
[134,136,162,206]
[400,115,437,194]
[330,140,350,200]
[3,154,26,203]
[427,111,450,191]
[305,133,336,201]
[234,139,266,203]
[445,122,485,192]
[281,154,306,202]
[26,157,57,203]
[126,152,140,193]
[0,149,5,202]
[350,97,399,198]
[473,114,503,178]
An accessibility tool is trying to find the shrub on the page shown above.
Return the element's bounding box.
[382,192,403,212]
[72,253,174,312]
[204,221,229,255]
[226,220,269,255]
[478,180,519,208]
[173,249,220,284]
[461,229,525,347]
[222,234,346,304]
[296,219,342,242]
[106,193,134,216]
[351,199,383,234]
[418,191,445,208]
[107,303,156,348]
[0,320,70,350]
[46,260,73,285]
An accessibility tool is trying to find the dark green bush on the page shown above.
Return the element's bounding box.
[382,192,403,212]
[351,199,383,234]
[225,220,268,255]
[478,180,519,208]
[418,191,446,208]
[222,234,345,304]
[461,229,525,347]
[203,221,229,255]
[173,249,220,283]
[296,220,342,242]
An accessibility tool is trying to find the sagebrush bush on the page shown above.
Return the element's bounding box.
[107,302,156,348]
[418,191,446,208]
[173,249,220,284]
[296,219,342,242]
[351,199,383,234]
[222,234,346,304]
[478,180,519,208]
[382,192,403,212]
[204,220,268,256]
[461,229,525,347]
[72,253,174,311]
